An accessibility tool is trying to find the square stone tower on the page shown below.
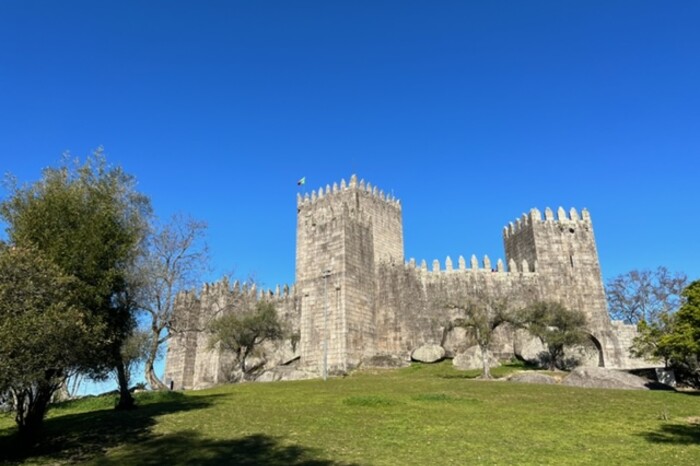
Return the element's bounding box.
[503,207,625,366]
[296,175,403,374]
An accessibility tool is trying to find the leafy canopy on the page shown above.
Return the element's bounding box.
[521,301,588,370]
[644,281,700,374]
[0,245,101,392]
[208,301,283,375]
[0,152,151,376]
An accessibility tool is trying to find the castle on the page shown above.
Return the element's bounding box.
[165,175,640,389]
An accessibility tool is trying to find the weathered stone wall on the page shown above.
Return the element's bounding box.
[296,175,403,374]
[503,207,628,367]
[164,281,300,390]
[373,260,540,360]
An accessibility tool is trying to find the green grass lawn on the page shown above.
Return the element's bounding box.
[1,362,699,465]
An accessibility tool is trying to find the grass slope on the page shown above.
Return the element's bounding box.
[1,362,699,465]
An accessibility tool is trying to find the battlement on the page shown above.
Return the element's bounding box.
[503,207,591,239]
[405,254,536,275]
[178,277,296,303]
[296,174,401,211]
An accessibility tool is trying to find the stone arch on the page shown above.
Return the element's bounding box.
[573,333,604,367]
[565,332,604,368]
[588,334,605,367]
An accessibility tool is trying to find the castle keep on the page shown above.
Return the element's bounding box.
[165,175,638,389]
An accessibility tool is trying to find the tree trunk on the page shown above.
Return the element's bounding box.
[240,348,248,380]
[548,348,560,371]
[480,344,492,379]
[13,382,54,446]
[115,359,135,410]
[145,332,167,390]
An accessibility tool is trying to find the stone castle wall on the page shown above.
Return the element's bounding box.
[165,281,300,390]
[165,174,641,389]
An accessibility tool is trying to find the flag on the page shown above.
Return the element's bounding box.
[297,177,306,186]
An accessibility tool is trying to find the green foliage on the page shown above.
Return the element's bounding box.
[631,316,676,366]
[448,286,518,379]
[208,301,283,376]
[674,280,700,353]
[631,281,700,386]
[0,152,152,414]
[120,329,151,387]
[647,281,700,385]
[522,301,588,370]
[0,245,102,437]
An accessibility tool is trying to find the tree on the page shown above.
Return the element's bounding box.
[119,328,151,389]
[0,245,101,441]
[606,267,687,325]
[133,214,208,390]
[670,280,700,358]
[630,314,676,367]
[521,302,588,370]
[0,152,151,410]
[448,288,517,379]
[208,301,283,380]
[636,281,700,384]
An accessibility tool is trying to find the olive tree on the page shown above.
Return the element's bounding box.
[447,286,519,379]
[0,245,101,440]
[208,301,283,380]
[521,301,588,370]
[0,152,151,410]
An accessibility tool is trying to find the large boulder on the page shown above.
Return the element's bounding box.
[453,346,500,371]
[509,372,557,385]
[255,366,317,383]
[489,323,517,358]
[562,367,651,390]
[442,326,470,358]
[513,329,546,362]
[411,344,446,363]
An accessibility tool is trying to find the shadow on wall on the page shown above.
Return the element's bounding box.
[0,392,355,465]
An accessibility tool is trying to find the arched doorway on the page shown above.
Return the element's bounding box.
[567,334,605,367]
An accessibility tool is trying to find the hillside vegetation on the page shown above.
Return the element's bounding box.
[1,362,699,465]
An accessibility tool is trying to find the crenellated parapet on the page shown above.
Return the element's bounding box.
[296,174,402,211]
[193,278,296,303]
[503,207,591,239]
[405,254,535,275]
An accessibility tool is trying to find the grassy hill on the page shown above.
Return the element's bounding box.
[1,362,699,465]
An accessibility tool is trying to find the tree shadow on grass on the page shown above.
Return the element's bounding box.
[0,391,223,464]
[641,423,700,445]
[95,431,359,466]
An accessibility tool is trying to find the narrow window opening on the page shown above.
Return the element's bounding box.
[570,255,574,268]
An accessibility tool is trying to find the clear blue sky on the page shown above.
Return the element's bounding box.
[1,2,699,391]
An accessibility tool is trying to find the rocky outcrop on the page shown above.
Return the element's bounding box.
[513,329,546,362]
[256,366,317,383]
[411,344,446,363]
[561,367,651,390]
[508,372,557,385]
[453,346,500,370]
